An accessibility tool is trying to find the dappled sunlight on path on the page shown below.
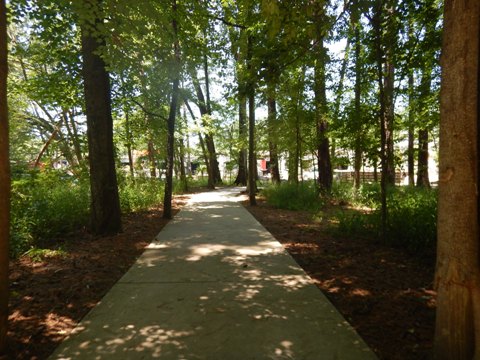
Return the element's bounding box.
[49,187,376,360]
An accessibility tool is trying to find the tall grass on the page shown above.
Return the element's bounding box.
[261,181,324,212]
[10,170,167,258]
[118,176,164,212]
[333,184,437,252]
[11,170,90,257]
[262,180,437,252]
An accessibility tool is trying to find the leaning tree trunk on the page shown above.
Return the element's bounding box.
[80,0,121,235]
[434,0,480,358]
[0,0,9,353]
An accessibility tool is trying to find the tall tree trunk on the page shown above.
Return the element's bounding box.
[163,0,181,219]
[417,58,433,188]
[203,55,222,185]
[0,0,9,353]
[373,0,396,237]
[235,93,248,185]
[267,74,280,183]
[314,6,332,192]
[435,1,480,358]
[408,72,415,186]
[66,110,84,167]
[352,0,362,189]
[384,61,395,186]
[125,111,135,177]
[416,129,430,188]
[80,0,121,235]
[192,73,222,187]
[183,99,210,180]
[147,139,157,178]
[247,36,256,206]
[407,14,415,187]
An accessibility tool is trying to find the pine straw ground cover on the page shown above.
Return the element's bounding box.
[245,198,436,360]
[3,193,435,360]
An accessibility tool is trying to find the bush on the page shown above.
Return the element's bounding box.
[333,185,437,252]
[331,182,381,208]
[118,176,164,212]
[385,187,437,251]
[11,170,90,257]
[262,181,324,212]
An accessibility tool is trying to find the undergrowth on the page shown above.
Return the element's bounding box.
[261,181,324,212]
[11,170,169,258]
[262,180,437,253]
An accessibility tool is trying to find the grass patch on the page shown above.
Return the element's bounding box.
[261,181,324,212]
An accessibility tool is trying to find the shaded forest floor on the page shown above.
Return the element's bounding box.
[245,197,436,360]
[4,192,436,360]
[4,198,187,360]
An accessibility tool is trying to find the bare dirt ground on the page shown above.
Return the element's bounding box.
[3,193,435,360]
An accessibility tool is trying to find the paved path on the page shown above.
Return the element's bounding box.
[49,188,377,360]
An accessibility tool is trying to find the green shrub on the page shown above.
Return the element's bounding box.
[334,185,437,252]
[385,187,437,251]
[262,181,324,212]
[118,177,164,212]
[330,182,381,208]
[11,169,90,257]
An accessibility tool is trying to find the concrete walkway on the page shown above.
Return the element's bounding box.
[49,188,377,360]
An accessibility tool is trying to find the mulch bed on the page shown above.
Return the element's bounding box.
[3,197,186,360]
[245,198,436,360]
[2,193,436,360]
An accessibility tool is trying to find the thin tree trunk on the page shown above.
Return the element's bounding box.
[247,35,256,206]
[147,140,157,178]
[80,0,121,235]
[231,27,248,186]
[192,73,222,187]
[267,76,280,183]
[235,92,248,185]
[416,129,430,188]
[183,99,210,179]
[0,0,9,353]
[66,110,84,166]
[163,0,181,219]
[435,0,480,358]
[352,0,362,189]
[417,62,433,188]
[125,111,135,177]
[407,22,415,186]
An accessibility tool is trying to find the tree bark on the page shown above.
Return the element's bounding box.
[408,72,415,186]
[147,139,157,178]
[163,0,181,219]
[0,0,9,353]
[267,78,280,183]
[234,93,248,186]
[247,35,257,206]
[434,0,480,358]
[417,55,433,188]
[416,128,430,188]
[192,73,222,188]
[233,28,248,187]
[314,4,332,192]
[80,0,121,235]
[352,0,362,189]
